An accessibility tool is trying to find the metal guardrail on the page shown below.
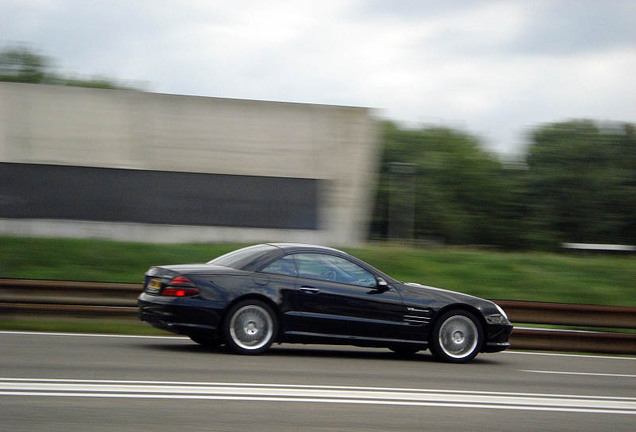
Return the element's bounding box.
[494,300,636,355]
[1,278,634,355]
[562,242,636,253]
[494,300,636,329]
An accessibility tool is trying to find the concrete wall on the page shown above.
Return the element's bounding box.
[0,82,380,245]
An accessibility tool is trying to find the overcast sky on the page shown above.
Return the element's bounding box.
[2,0,635,154]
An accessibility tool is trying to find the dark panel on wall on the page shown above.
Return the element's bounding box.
[0,163,318,230]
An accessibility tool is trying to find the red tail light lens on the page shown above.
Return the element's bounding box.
[161,287,199,297]
[169,275,194,285]
[160,275,199,297]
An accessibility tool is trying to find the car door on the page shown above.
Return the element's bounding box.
[283,253,407,342]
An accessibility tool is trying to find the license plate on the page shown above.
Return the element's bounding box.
[146,278,162,294]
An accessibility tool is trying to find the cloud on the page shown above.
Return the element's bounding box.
[510,1,636,55]
[1,0,635,154]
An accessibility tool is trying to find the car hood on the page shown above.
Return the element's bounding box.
[399,281,495,310]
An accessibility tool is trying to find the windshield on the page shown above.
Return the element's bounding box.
[207,244,278,270]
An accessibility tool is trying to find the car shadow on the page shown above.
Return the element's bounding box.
[139,341,501,365]
[267,346,501,365]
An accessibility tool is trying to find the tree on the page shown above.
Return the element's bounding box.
[525,120,636,246]
[372,122,528,247]
[0,44,138,90]
[0,45,50,83]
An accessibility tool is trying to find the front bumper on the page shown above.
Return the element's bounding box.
[482,322,514,353]
[483,341,511,353]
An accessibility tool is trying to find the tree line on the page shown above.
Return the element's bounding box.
[0,44,137,90]
[372,120,635,249]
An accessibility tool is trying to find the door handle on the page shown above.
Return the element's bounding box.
[300,286,320,294]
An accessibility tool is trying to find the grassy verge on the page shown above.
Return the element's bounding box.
[0,318,168,336]
[1,236,635,306]
[347,245,636,306]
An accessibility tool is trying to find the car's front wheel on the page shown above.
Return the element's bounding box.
[430,309,483,363]
[223,300,277,355]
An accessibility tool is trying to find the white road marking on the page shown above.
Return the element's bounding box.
[0,378,634,415]
[514,326,603,334]
[522,370,636,379]
[503,350,636,361]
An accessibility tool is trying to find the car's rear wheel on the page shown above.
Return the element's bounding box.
[224,300,277,355]
[430,309,483,363]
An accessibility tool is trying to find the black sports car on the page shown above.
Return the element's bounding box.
[138,243,512,363]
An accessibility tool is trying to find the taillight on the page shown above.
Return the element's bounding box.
[161,287,199,297]
[161,275,199,297]
[170,275,194,285]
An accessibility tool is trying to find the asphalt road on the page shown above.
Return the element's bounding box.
[1,331,634,431]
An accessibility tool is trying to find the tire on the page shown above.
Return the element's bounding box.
[189,334,221,349]
[430,309,483,363]
[223,300,278,355]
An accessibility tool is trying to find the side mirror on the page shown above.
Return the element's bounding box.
[375,277,390,292]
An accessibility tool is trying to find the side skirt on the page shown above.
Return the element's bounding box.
[282,330,428,349]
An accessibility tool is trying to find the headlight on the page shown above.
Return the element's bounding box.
[485,314,508,324]
[495,303,508,320]
[485,303,509,324]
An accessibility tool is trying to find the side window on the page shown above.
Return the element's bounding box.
[294,254,328,280]
[261,255,298,277]
[294,253,376,287]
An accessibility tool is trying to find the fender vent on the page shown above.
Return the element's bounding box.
[404,306,432,325]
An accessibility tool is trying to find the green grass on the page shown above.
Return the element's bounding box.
[347,246,636,306]
[1,236,635,306]
[0,237,242,282]
[0,318,168,335]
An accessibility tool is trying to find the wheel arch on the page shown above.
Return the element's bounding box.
[221,293,283,341]
[431,303,488,351]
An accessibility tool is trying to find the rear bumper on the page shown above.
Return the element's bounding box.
[138,292,223,337]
